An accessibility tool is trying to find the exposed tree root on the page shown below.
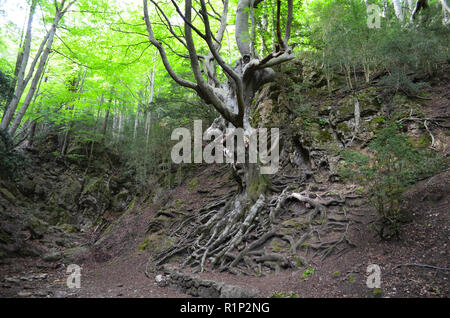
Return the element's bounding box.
[151,179,357,275]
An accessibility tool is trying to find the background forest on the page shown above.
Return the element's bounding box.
[0,0,447,189]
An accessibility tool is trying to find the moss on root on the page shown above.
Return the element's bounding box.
[247,173,271,202]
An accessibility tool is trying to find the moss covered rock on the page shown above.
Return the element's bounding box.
[63,246,89,263]
[111,189,130,212]
[24,216,49,239]
[79,176,112,222]
[60,223,78,234]
[391,93,422,119]
[330,87,382,124]
[139,231,176,255]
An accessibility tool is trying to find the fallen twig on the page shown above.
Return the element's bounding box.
[393,263,449,271]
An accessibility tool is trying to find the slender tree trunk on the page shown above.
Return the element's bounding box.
[7,1,75,135]
[0,0,37,131]
[101,88,114,143]
[271,0,276,51]
[118,111,123,141]
[27,58,50,147]
[259,4,268,57]
[101,97,110,143]
[85,106,101,175]
[444,2,450,24]
[8,23,58,136]
[28,120,37,147]
[61,67,87,155]
[4,4,30,113]
[133,102,141,140]
[145,64,156,148]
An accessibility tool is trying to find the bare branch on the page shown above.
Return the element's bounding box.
[206,0,223,18]
[52,49,94,69]
[150,0,188,50]
[199,0,245,126]
[143,0,197,90]
[169,0,207,40]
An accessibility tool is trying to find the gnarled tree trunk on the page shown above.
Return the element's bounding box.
[143,0,294,272]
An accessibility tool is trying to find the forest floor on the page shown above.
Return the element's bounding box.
[0,77,449,299]
[0,165,448,298]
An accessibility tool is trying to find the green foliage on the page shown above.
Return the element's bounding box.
[120,89,215,191]
[373,288,382,297]
[301,267,315,279]
[339,123,447,239]
[374,7,448,94]
[348,274,356,283]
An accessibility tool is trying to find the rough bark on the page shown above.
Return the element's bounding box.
[27,58,50,147]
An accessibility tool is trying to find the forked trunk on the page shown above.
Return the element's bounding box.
[144,0,293,272]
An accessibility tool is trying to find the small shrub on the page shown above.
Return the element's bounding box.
[188,177,199,190]
[339,123,447,239]
[348,274,356,283]
[301,267,315,279]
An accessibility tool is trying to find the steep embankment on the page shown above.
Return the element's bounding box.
[0,132,139,296]
[0,59,448,298]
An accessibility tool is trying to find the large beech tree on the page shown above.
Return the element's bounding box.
[143,0,296,272]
